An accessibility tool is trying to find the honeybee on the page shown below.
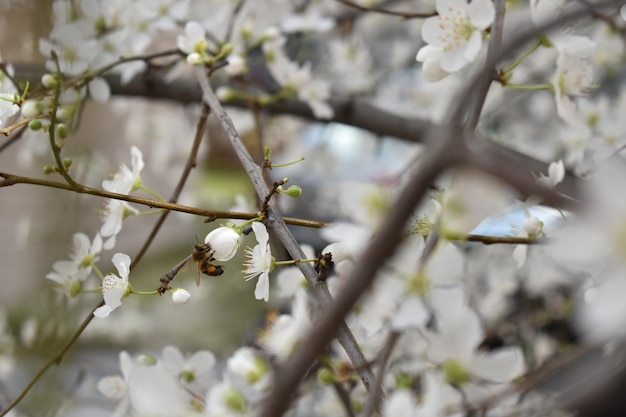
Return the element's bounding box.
[191,242,224,285]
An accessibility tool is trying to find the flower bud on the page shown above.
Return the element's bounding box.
[21,99,42,118]
[41,74,58,88]
[317,368,336,385]
[205,226,241,261]
[56,123,68,140]
[186,52,203,66]
[28,119,42,130]
[283,185,302,197]
[523,216,543,237]
[216,86,236,101]
[172,288,191,304]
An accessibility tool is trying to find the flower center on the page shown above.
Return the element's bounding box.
[436,9,476,52]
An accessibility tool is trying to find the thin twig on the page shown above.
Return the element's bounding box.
[224,0,247,43]
[133,103,211,265]
[359,331,400,417]
[0,172,325,228]
[335,0,436,19]
[0,302,103,417]
[465,0,506,129]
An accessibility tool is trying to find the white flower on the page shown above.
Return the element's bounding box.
[420,0,495,73]
[205,381,249,417]
[39,23,99,75]
[160,345,216,391]
[128,354,189,417]
[538,159,565,187]
[227,347,271,388]
[100,146,144,249]
[425,287,525,388]
[171,288,191,304]
[242,222,274,302]
[276,244,314,299]
[69,232,103,271]
[94,253,132,318]
[205,226,241,261]
[264,36,334,119]
[46,262,90,298]
[0,63,19,128]
[177,21,209,64]
[258,290,312,359]
[551,36,596,129]
[97,351,133,417]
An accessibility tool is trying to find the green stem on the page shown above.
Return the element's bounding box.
[138,183,166,201]
[502,38,544,73]
[274,258,317,266]
[506,83,553,91]
[270,157,305,168]
[47,60,78,189]
[131,290,159,296]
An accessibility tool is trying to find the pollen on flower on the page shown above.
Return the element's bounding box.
[101,276,119,291]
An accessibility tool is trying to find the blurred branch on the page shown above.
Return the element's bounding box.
[8,63,582,199]
[334,0,436,19]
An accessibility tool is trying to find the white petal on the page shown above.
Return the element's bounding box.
[254,273,270,302]
[89,77,111,102]
[112,253,131,279]
[463,31,483,63]
[470,347,526,382]
[468,0,495,29]
[391,297,429,330]
[251,222,269,246]
[94,305,113,318]
[441,47,468,72]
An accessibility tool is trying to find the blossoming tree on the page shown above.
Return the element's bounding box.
[0,0,625,416]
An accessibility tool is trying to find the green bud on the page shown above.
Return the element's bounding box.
[220,43,233,57]
[63,158,72,169]
[283,185,302,197]
[317,367,336,385]
[216,86,236,101]
[41,74,58,88]
[43,165,55,175]
[56,123,68,140]
[264,146,272,161]
[28,119,43,131]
